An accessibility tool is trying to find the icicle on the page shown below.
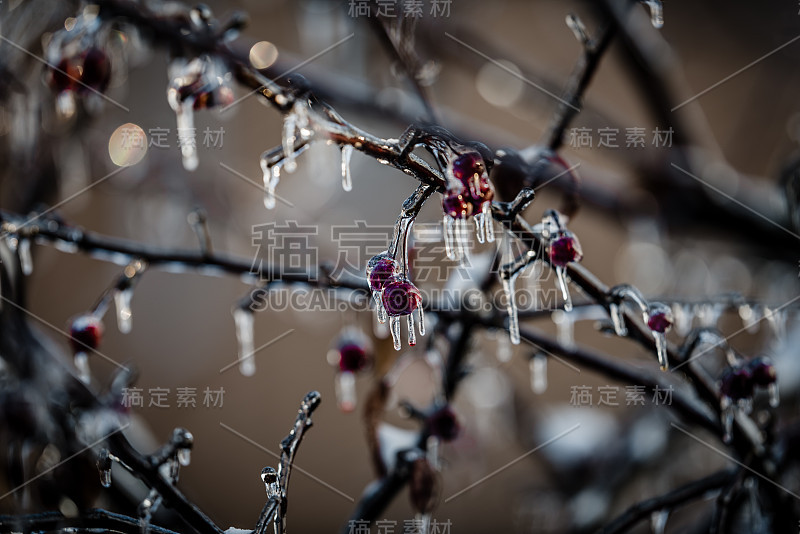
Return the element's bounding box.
[722,399,734,444]
[341,144,353,192]
[74,352,90,384]
[530,353,547,394]
[138,489,161,534]
[390,316,401,351]
[673,303,693,337]
[373,310,389,338]
[503,273,520,345]
[765,307,787,342]
[114,288,133,334]
[417,307,425,337]
[641,0,664,28]
[416,513,431,534]
[654,332,668,371]
[650,509,669,534]
[497,331,512,362]
[443,215,457,260]
[261,158,281,210]
[407,314,417,347]
[177,448,191,467]
[18,237,33,276]
[555,266,572,312]
[233,308,256,377]
[261,467,280,500]
[483,201,495,243]
[282,113,297,173]
[608,302,627,336]
[56,91,76,119]
[474,211,485,244]
[426,436,440,471]
[97,449,112,488]
[335,371,357,412]
[768,383,780,408]
[552,310,574,348]
[455,218,470,260]
[175,100,198,171]
[373,290,387,324]
[739,303,761,334]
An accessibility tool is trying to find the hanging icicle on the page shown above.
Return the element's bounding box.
[341,144,354,191]
[738,303,762,334]
[17,236,33,276]
[261,467,280,500]
[640,0,664,28]
[69,314,103,383]
[114,287,133,334]
[650,509,669,534]
[673,302,693,337]
[530,353,548,394]
[552,310,575,348]
[232,307,256,377]
[97,448,112,488]
[719,366,754,443]
[748,357,779,408]
[645,302,674,371]
[542,210,583,312]
[166,56,233,171]
[172,428,194,467]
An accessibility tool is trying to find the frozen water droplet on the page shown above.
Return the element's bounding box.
[474,212,485,244]
[650,509,668,534]
[233,308,255,376]
[373,290,387,324]
[654,332,668,370]
[261,156,281,210]
[722,401,734,444]
[175,101,198,171]
[261,467,280,499]
[443,215,457,261]
[407,314,417,347]
[417,306,425,337]
[552,310,574,348]
[608,302,627,336]
[674,303,693,336]
[97,448,112,488]
[530,353,548,394]
[455,218,470,260]
[502,273,520,345]
[641,0,664,28]
[335,370,357,412]
[18,237,32,276]
[282,113,297,173]
[177,448,191,467]
[74,352,90,384]
[496,331,512,362]
[390,316,401,351]
[114,288,133,334]
[483,202,495,243]
[768,382,780,408]
[341,144,353,191]
[555,266,572,312]
[138,489,161,534]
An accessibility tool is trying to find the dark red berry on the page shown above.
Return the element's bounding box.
[442,191,473,219]
[451,152,485,185]
[720,367,753,400]
[69,315,103,353]
[50,57,81,93]
[381,278,421,317]
[549,233,582,267]
[79,48,111,93]
[338,343,369,373]
[748,357,776,386]
[647,311,672,333]
[427,405,460,442]
[409,457,438,514]
[367,255,399,292]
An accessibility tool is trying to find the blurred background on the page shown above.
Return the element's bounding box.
[2,0,800,532]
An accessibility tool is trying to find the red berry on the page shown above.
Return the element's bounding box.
[79,48,111,93]
[442,191,473,219]
[409,457,437,514]
[647,312,672,333]
[381,277,421,317]
[451,152,486,184]
[338,343,369,373]
[427,406,460,441]
[50,57,81,93]
[69,315,103,353]
[549,233,582,267]
[720,367,753,400]
[366,254,400,292]
[748,357,776,386]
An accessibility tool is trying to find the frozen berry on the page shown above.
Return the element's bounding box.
[79,48,111,93]
[69,315,103,353]
[338,343,369,373]
[427,405,460,442]
[49,57,81,93]
[451,152,486,184]
[549,233,582,267]
[442,191,473,219]
[647,305,673,334]
[748,357,776,386]
[381,277,421,317]
[720,367,753,401]
[366,254,400,292]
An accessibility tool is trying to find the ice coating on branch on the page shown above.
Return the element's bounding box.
[341,144,353,191]
[281,101,310,174]
[233,307,255,376]
[261,466,280,499]
[114,287,133,334]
